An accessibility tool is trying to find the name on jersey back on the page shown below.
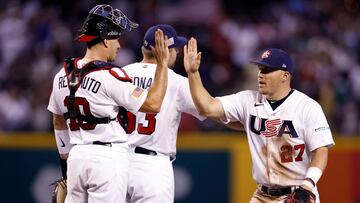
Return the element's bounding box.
[59,75,101,94]
[132,77,153,90]
[59,75,153,92]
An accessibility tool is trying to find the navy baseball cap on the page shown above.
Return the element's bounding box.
[143,24,188,50]
[250,48,295,75]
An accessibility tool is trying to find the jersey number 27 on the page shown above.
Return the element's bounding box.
[280,144,305,163]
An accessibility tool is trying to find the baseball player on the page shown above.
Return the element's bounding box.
[47,4,170,203]
[183,39,334,203]
[121,24,205,203]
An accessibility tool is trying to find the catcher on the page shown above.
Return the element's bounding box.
[48,3,169,202]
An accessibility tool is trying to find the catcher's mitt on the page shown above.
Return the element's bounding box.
[51,178,67,203]
[285,187,315,203]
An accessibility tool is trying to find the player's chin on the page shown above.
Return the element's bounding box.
[258,88,267,95]
[107,56,116,62]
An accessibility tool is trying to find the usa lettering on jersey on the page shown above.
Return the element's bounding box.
[249,115,299,138]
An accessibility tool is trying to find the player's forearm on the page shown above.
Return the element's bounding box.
[141,62,168,113]
[188,71,218,118]
[301,146,328,191]
[53,114,70,179]
[309,146,328,171]
[53,114,68,130]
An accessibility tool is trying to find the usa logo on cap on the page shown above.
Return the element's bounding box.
[250,48,295,75]
[261,50,271,59]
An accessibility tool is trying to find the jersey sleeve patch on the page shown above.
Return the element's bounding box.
[131,86,145,99]
[109,68,132,82]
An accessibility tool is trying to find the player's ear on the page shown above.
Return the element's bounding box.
[103,39,109,48]
[282,71,290,82]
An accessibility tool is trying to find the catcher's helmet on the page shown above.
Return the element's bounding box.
[76,4,138,42]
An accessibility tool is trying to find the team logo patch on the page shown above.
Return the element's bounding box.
[131,86,144,98]
[261,50,271,59]
[315,126,330,132]
[108,31,119,36]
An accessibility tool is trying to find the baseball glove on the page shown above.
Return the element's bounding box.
[285,187,316,203]
[51,178,67,203]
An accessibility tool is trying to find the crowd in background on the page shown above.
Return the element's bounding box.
[0,0,359,136]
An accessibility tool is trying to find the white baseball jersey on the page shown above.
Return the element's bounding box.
[47,59,148,144]
[122,62,205,157]
[48,58,149,203]
[218,90,334,187]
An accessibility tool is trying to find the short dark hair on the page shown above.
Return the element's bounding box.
[86,38,104,48]
[141,46,155,58]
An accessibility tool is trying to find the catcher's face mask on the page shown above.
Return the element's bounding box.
[77,4,139,42]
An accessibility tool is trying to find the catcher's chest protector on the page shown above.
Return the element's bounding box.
[63,58,132,124]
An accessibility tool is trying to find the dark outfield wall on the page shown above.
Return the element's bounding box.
[0,149,230,203]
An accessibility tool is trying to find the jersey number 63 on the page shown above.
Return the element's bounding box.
[125,112,157,135]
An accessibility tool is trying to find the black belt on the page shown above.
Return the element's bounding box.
[92,141,112,147]
[134,146,157,156]
[260,185,293,196]
[134,147,175,161]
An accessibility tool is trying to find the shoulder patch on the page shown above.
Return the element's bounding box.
[131,86,145,99]
[109,68,132,82]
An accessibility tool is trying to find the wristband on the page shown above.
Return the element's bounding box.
[54,129,72,154]
[305,166,323,185]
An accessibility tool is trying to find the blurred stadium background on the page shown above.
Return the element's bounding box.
[0,0,359,202]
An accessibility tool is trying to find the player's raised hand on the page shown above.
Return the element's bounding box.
[151,29,170,67]
[184,37,202,74]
